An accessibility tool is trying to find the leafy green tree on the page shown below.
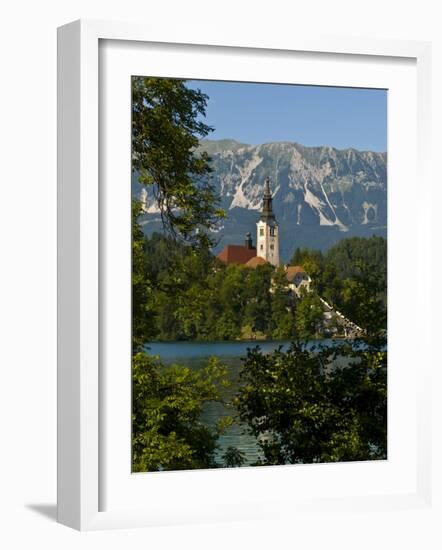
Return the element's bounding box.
[323,236,387,337]
[222,446,246,468]
[144,231,188,282]
[132,77,225,248]
[340,273,386,338]
[131,79,230,472]
[325,236,386,284]
[132,352,231,471]
[138,233,387,343]
[295,291,324,339]
[212,264,247,340]
[290,247,324,286]
[270,267,297,339]
[236,342,387,465]
[132,201,157,350]
[320,260,342,306]
[243,264,273,336]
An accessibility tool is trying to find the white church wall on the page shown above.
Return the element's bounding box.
[256,219,280,266]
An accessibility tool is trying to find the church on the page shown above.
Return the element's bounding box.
[217,177,312,296]
[217,177,280,267]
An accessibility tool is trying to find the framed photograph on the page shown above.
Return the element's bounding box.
[57,19,433,530]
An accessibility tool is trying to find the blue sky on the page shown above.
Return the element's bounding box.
[188,80,387,152]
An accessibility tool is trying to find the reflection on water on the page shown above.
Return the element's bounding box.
[145,340,339,466]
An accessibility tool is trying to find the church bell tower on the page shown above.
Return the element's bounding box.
[256,177,279,266]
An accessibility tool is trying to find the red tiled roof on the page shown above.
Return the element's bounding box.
[245,256,268,268]
[217,244,257,265]
[285,265,306,282]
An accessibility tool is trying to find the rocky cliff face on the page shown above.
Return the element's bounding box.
[133,139,387,261]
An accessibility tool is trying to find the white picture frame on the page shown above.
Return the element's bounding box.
[57,19,434,531]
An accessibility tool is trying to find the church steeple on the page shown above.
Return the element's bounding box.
[260,177,275,221]
[256,177,280,267]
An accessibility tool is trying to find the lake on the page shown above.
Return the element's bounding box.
[145,339,339,466]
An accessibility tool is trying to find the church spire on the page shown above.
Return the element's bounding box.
[261,177,275,221]
[256,177,280,267]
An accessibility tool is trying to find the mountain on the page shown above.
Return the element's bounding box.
[133,139,387,262]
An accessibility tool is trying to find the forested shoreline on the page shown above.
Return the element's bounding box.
[135,218,387,344]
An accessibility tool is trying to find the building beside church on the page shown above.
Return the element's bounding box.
[285,266,312,297]
[216,232,256,265]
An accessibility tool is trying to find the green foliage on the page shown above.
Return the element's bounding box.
[242,264,274,334]
[295,291,324,339]
[236,342,387,465]
[135,233,386,343]
[290,247,324,282]
[270,267,297,339]
[132,77,225,248]
[132,352,231,472]
[222,446,246,468]
[323,236,387,336]
[137,231,278,341]
[132,201,157,350]
[131,78,236,471]
[290,237,387,337]
[326,236,387,283]
[132,230,388,470]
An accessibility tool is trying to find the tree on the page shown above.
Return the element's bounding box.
[132,77,225,248]
[132,201,157,350]
[290,247,324,285]
[323,236,387,337]
[270,266,297,339]
[213,264,248,340]
[222,446,246,468]
[288,237,387,338]
[131,79,231,472]
[340,273,386,338]
[132,352,231,472]
[295,291,324,339]
[243,264,273,336]
[236,342,387,465]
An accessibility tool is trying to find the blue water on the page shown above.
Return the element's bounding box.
[145,339,339,466]
[145,339,338,361]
